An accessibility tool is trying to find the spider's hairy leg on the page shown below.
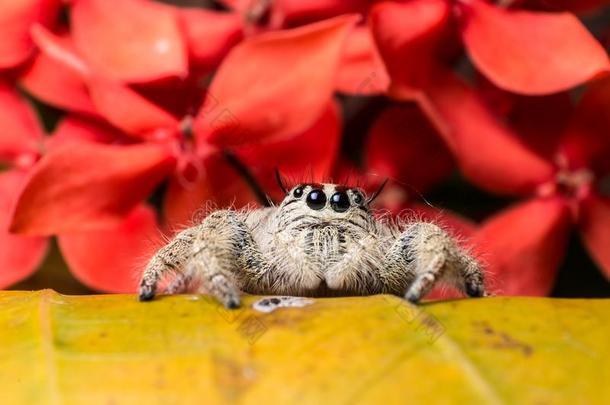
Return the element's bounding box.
[380,230,417,296]
[187,210,267,309]
[165,267,195,294]
[139,225,203,301]
[386,222,485,303]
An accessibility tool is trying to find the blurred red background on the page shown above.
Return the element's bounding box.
[1,0,609,298]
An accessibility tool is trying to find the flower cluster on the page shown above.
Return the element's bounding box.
[1,0,609,295]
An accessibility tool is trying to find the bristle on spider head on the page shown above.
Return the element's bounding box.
[274,168,288,195]
[367,178,389,205]
[342,171,352,187]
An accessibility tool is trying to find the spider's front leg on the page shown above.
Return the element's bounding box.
[384,222,486,303]
[139,210,264,308]
[139,225,203,301]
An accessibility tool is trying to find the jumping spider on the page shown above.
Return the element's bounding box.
[139,178,486,308]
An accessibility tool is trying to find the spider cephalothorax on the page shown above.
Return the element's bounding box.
[139,180,485,308]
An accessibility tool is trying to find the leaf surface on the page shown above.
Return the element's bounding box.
[1,291,608,403]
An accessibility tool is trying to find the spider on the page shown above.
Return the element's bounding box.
[139,176,486,308]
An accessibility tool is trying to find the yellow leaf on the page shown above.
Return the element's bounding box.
[0,290,608,404]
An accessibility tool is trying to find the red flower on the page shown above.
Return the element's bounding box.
[218,0,391,95]
[19,0,242,112]
[445,77,610,295]
[9,12,358,292]
[0,82,48,286]
[224,0,610,97]
[365,0,610,295]
[0,81,165,290]
[369,0,609,97]
[2,0,608,298]
[0,0,60,69]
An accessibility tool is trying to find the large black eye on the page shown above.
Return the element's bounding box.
[306,189,327,210]
[293,187,304,198]
[330,192,350,212]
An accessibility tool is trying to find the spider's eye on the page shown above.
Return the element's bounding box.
[352,190,364,205]
[293,187,304,198]
[330,192,350,213]
[306,189,327,210]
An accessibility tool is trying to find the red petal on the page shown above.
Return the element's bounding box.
[336,26,389,95]
[196,14,358,147]
[560,77,610,174]
[177,8,243,72]
[579,193,610,279]
[369,0,453,99]
[504,92,573,161]
[365,104,453,193]
[460,0,610,95]
[0,0,60,68]
[129,76,206,120]
[71,0,187,82]
[0,170,48,288]
[19,51,98,115]
[236,101,342,201]
[58,204,162,292]
[163,151,256,228]
[474,198,571,296]
[30,24,90,77]
[45,115,131,150]
[10,142,176,235]
[476,77,574,160]
[418,72,555,195]
[87,76,179,139]
[0,80,43,165]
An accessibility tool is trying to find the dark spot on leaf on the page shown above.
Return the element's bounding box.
[474,321,533,357]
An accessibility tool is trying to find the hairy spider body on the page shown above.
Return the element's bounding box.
[139,183,485,308]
